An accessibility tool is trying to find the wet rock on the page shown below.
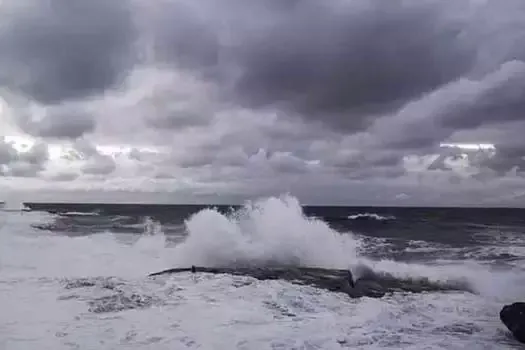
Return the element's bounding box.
[500,302,525,344]
[148,265,473,299]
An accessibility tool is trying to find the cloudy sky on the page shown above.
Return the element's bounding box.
[1,0,525,206]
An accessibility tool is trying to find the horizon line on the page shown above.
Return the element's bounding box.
[20,202,525,210]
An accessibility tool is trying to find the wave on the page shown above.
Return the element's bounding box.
[347,213,396,221]
[163,194,525,301]
[3,201,523,349]
[9,193,525,301]
[59,211,100,217]
[169,194,361,269]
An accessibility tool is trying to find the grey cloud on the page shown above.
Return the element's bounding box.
[143,98,214,130]
[128,0,477,133]
[176,146,248,169]
[0,139,49,177]
[117,68,220,131]
[1,0,525,205]
[129,148,156,162]
[228,1,474,130]
[18,141,49,166]
[0,0,136,104]
[8,162,44,177]
[49,172,80,182]
[138,0,525,188]
[82,155,116,176]
[376,60,525,152]
[428,154,457,172]
[0,139,18,165]
[439,61,525,130]
[1,0,522,139]
[469,145,525,175]
[267,151,313,175]
[14,104,96,139]
[60,139,117,176]
[426,141,525,181]
[145,2,219,72]
[69,139,100,160]
[145,0,525,155]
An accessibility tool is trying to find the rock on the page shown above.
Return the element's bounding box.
[500,302,525,344]
[148,265,473,300]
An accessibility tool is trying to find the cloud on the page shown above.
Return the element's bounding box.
[10,101,96,139]
[0,0,136,104]
[0,0,525,205]
[0,137,49,177]
[228,1,475,131]
[372,60,525,152]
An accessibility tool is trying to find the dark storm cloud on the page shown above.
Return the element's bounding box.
[377,60,525,152]
[1,0,520,137]
[147,2,219,72]
[2,0,525,199]
[229,1,474,130]
[0,0,136,104]
[129,0,477,132]
[440,62,525,129]
[144,0,525,154]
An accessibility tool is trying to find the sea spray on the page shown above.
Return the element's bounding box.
[169,194,362,268]
[166,194,525,300]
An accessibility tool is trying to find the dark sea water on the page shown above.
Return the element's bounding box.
[2,195,525,349]
[25,201,525,265]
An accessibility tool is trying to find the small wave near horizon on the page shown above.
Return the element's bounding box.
[1,194,524,348]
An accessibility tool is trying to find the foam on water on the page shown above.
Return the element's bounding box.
[0,212,170,280]
[1,195,524,349]
[46,274,512,349]
[348,213,396,221]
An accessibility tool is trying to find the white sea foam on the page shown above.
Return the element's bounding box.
[169,194,361,269]
[348,213,396,221]
[60,211,100,217]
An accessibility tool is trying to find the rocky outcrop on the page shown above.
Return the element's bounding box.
[148,265,473,299]
[500,302,525,344]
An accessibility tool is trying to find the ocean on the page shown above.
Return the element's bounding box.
[1,194,525,349]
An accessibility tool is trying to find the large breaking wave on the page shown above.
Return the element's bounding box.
[170,195,360,269]
[166,194,525,300]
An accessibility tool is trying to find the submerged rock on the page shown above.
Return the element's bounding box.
[500,302,525,344]
[148,265,473,299]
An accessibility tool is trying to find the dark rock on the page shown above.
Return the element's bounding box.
[148,265,474,300]
[500,302,525,344]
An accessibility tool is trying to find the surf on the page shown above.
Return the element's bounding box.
[159,194,525,301]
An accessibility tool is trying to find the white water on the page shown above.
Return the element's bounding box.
[170,195,361,269]
[0,195,522,349]
[348,213,396,221]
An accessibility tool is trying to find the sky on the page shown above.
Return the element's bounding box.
[1,0,525,206]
